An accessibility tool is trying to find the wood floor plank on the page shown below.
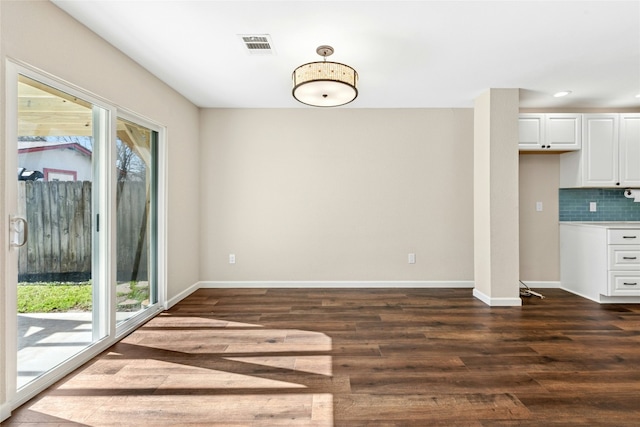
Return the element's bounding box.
[4,288,640,426]
[348,371,547,394]
[333,355,467,373]
[333,393,530,422]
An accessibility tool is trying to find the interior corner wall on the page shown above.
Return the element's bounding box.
[0,0,200,305]
[199,108,475,283]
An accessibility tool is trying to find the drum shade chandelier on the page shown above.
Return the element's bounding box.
[292,45,358,107]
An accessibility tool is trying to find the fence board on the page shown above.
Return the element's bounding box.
[68,182,81,273]
[58,181,71,274]
[17,182,27,272]
[82,181,92,274]
[49,182,61,273]
[25,182,43,275]
[41,180,51,272]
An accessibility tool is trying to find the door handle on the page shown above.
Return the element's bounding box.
[9,215,28,248]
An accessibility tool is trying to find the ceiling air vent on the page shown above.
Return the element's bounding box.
[239,34,275,55]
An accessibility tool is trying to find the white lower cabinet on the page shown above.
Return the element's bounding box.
[560,223,640,302]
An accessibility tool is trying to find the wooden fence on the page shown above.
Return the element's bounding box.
[18,181,148,282]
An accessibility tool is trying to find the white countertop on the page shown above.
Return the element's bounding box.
[560,222,640,228]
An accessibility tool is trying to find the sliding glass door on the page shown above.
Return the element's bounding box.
[115,117,158,325]
[14,75,108,389]
[5,64,163,406]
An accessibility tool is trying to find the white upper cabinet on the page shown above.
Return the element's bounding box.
[560,113,640,188]
[619,114,640,187]
[583,115,618,186]
[518,113,581,151]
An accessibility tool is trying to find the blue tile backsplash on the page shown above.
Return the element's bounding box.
[559,188,640,221]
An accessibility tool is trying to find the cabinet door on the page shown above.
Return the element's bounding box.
[619,113,640,187]
[546,114,581,150]
[518,114,544,150]
[582,114,619,187]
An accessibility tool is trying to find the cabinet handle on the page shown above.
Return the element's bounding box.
[622,282,638,286]
[622,256,637,260]
[622,236,637,239]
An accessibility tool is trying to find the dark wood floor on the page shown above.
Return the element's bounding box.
[3,288,640,426]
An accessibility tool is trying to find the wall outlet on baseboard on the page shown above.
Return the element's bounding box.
[408,253,416,264]
[229,253,236,264]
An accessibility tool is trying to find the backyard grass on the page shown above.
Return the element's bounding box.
[17,281,150,313]
[17,282,92,313]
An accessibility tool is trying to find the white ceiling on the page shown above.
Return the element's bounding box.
[52,0,640,109]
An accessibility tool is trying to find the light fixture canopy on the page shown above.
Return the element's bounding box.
[292,45,358,107]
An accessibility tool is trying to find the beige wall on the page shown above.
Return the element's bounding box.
[0,0,200,300]
[199,108,475,282]
[519,154,560,281]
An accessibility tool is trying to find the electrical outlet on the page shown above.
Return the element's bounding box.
[229,253,236,264]
[536,201,543,212]
[408,253,416,264]
[589,202,597,212]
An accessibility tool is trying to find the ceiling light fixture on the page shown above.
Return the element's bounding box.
[553,90,572,98]
[292,45,358,107]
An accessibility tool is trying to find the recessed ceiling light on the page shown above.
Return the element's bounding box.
[636,93,640,98]
[553,91,572,98]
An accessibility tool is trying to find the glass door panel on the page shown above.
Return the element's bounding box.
[16,75,106,389]
[115,118,158,325]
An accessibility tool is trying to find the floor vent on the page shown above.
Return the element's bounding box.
[239,34,275,55]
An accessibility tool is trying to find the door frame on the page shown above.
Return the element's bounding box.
[3,58,167,412]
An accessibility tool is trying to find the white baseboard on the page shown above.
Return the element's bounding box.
[597,295,640,303]
[165,281,200,309]
[198,280,475,289]
[520,281,561,289]
[473,288,523,307]
[1,402,11,423]
[560,286,640,304]
[173,280,539,308]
